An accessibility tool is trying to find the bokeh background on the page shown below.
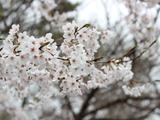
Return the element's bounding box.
[0,0,160,120]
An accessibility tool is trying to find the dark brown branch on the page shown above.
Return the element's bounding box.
[65,96,77,119]
[154,7,160,23]
[84,96,160,116]
[85,97,128,116]
[93,103,160,120]
[76,87,99,120]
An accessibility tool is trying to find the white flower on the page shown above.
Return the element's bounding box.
[45,33,54,43]
[101,57,133,83]
[9,24,19,35]
[62,22,75,32]
[18,31,28,42]
[60,42,73,55]
[63,31,75,42]
[60,74,82,95]
[100,30,115,44]
[122,85,145,97]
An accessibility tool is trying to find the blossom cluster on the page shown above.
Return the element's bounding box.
[0,22,144,100]
[122,85,145,97]
[0,21,149,119]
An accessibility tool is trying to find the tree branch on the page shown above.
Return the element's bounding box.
[76,87,99,120]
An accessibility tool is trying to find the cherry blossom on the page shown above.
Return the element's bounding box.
[122,85,145,97]
[0,22,149,120]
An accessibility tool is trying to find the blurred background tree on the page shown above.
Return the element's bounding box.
[0,0,160,120]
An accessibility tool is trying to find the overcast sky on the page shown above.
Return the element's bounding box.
[69,0,128,29]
